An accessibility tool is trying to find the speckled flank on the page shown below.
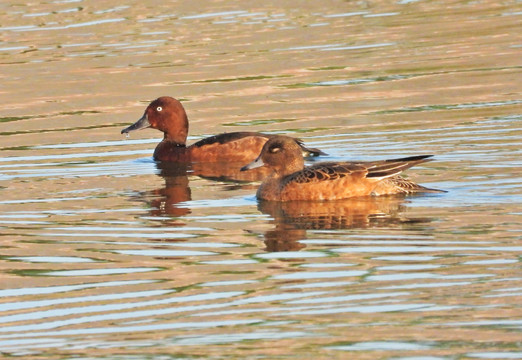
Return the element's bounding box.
[257,171,378,201]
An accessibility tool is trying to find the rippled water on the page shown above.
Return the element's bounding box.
[1,0,521,359]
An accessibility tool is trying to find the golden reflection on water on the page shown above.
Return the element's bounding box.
[258,196,431,252]
[0,0,521,359]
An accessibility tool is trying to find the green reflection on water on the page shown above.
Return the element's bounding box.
[0,123,129,136]
[283,127,331,133]
[223,118,295,126]
[372,100,522,115]
[0,110,102,124]
[192,74,292,83]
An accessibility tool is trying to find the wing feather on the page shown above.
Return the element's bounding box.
[366,155,433,179]
[285,162,367,184]
[283,155,434,184]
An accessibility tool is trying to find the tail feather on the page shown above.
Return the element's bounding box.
[367,155,433,179]
[387,176,446,194]
[295,139,327,157]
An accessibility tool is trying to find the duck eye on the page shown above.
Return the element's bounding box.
[269,147,280,153]
[156,106,163,112]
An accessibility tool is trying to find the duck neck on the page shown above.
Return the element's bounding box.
[153,140,190,162]
[276,157,305,177]
[164,111,189,145]
[163,133,187,147]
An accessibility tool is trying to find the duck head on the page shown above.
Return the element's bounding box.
[121,96,189,145]
[241,135,305,176]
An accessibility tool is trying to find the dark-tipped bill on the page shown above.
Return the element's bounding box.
[121,113,151,134]
[240,156,265,172]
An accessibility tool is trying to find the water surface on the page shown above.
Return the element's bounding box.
[0,0,521,359]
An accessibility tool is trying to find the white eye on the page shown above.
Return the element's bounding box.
[156,106,163,112]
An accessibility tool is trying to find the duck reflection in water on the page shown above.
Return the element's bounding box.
[146,163,192,218]
[133,161,274,219]
[257,196,432,252]
[128,162,433,251]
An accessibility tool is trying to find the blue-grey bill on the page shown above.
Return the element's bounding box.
[240,156,265,171]
[121,113,150,134]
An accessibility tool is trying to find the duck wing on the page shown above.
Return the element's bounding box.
[193,132,325,157]
[192,132,269,147]
[365,155,433,179]
[286,162,368,184]
[285,155,434,184]
[294,139,327,157]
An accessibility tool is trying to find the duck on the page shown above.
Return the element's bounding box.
[240,135,444,201]
[121,96,325,162]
